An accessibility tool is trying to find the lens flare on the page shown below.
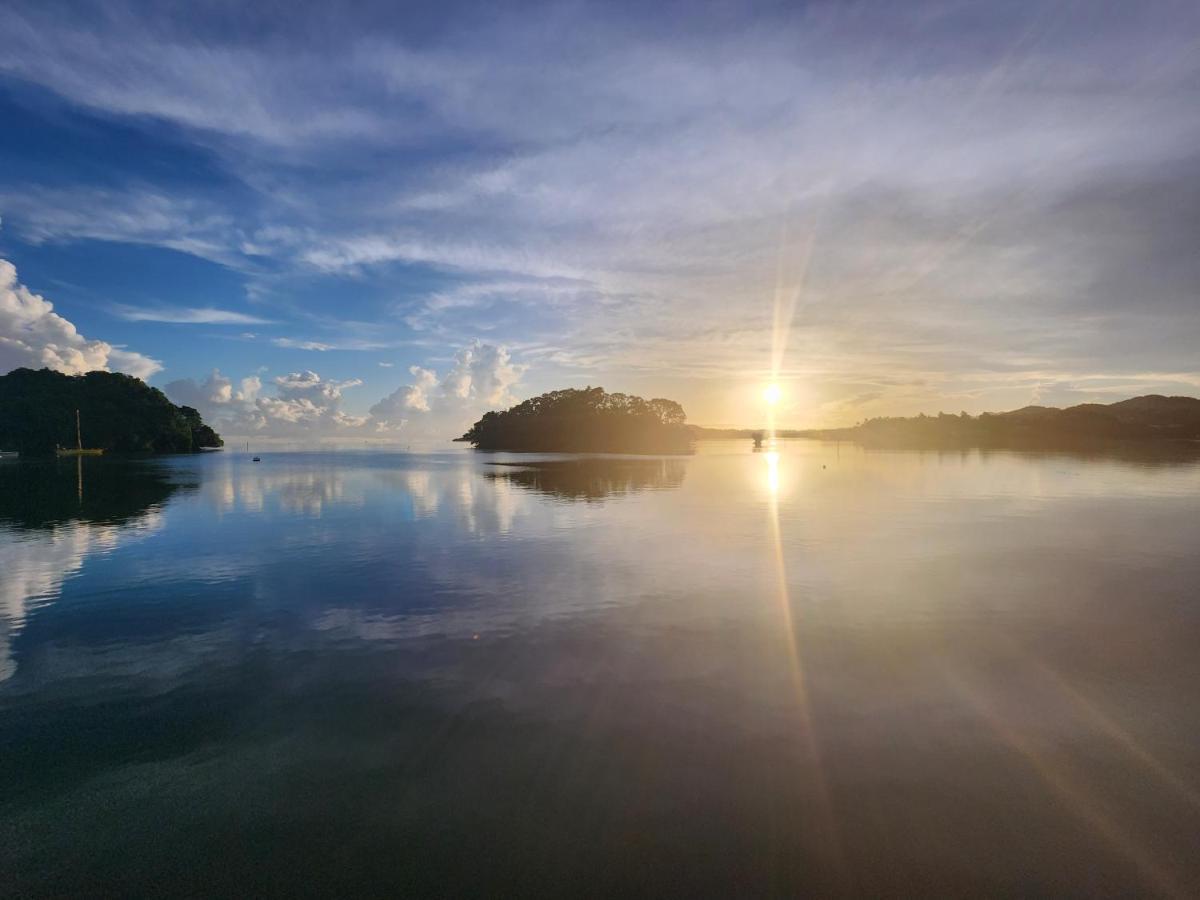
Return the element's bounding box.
[764,383,781,406]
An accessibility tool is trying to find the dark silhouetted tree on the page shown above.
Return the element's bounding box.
[460,387,693,453]
[0,368,223,455]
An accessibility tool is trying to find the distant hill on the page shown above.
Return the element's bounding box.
[459,387,693,453]
[0,367,223,455]
[805,395,1200,448]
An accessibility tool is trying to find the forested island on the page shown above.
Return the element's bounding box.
[0,368,222,455]
[459,387,693,453]
[804,395,1200,448]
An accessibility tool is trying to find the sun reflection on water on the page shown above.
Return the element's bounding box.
[760,444,845,881]
[764,450,780,496]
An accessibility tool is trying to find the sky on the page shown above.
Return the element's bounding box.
[0,0,1197,440]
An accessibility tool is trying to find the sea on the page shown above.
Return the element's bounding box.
[2,441,1199,896]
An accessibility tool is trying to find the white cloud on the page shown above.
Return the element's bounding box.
[163,369,234,409]
[0,257,162,379]
[0,186,238,268]
[239,375,262,402]
[389,366,437,414]
[162,369,267,413]
[442,342,523,405]
[274,369,361,400]
[163,344,524,443]
[369,341,524,434]
[272,338,332,351]
[165,367,367,436]
[271,336,394,352]
[113,305,275,325]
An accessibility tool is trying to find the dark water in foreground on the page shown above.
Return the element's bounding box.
[2,443,1199,897]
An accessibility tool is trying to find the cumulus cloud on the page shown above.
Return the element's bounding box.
[165,368,367,436]
[239,375,262,402]
[0,257,162,379]
[163,369,261,412]
[384,366,438,414]
[369,342,524,430]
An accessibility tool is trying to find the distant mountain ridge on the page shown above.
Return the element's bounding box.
[807,394,1200,447]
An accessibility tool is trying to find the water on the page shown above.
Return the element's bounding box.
[2,443,1199,897]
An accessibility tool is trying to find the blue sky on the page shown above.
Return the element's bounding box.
[1,0,1198,438]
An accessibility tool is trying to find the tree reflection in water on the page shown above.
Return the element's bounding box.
[0,457,190,531]
[485,457,687,500]
[0,458,191,681]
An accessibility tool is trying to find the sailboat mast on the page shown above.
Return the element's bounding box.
[76,408,82,451]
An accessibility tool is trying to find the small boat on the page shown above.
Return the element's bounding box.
[252,456,261,462]
[56,409,105,457]
[0,450,18,459]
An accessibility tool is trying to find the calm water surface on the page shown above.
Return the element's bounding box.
[2,443,1199,897]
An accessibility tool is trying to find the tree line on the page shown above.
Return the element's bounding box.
[460,387,693,453]
[0,367,223,455]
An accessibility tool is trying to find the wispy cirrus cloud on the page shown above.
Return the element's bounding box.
[1,1,1197,425]
[113,305,275,325]
[270,337,397,352]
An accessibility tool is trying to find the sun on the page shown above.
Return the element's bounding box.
[763,383,782,406]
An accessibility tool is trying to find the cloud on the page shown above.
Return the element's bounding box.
[0,258,162,379]
[113,305,275,325]
[383,366,437,414]
[2,3,1198,426]
[165,368,365,435]
[169,345,519,441]
[239,375,262,402]
[0,185,240,268]
[369,342,523,430]
[271,337,393,352]
[251,371,368,430]
[274,369,362,405]
[272,338,332,351]
[162,369,263,411]
[442,341,523,405]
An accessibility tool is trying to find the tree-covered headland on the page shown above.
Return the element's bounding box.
[460,387,693,453]
[808,395,1200,447]
[0,367,223,455]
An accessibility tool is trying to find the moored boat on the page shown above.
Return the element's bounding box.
[55,409,105,457]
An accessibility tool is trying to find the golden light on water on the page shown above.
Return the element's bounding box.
[764,450,780,495]
[760,444,845,879]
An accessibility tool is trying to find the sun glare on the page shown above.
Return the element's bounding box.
[764,450,781,495]
[764,383,782,406]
